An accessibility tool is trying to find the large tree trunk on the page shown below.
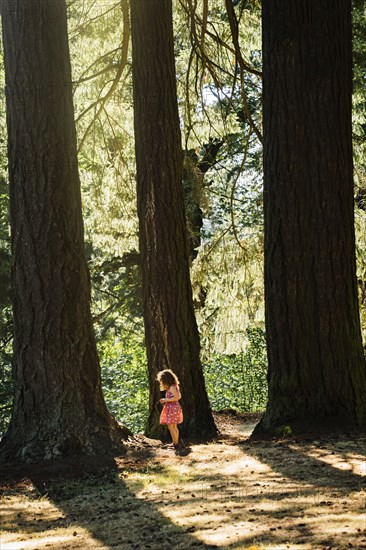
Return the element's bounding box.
[0,0,130,462]
[255,0,366,435]
[130,0,217,440]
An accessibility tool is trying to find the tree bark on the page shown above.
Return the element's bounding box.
[0,0,130,462]
[255,0,366,435]
[130,0,217,440]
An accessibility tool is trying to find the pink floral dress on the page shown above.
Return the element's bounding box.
[159,384,183,425]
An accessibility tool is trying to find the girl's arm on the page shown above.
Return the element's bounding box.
[161,385,181,403]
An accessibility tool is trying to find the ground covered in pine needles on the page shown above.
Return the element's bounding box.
[0,412,365,550]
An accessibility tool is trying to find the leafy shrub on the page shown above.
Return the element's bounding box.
[98,325,268,434]
[99,335,149,434]
[0,326,268,438]
[0,332,12,435]
[203,325,268,412]
[0,177,13,435]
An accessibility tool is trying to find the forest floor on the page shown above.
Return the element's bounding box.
[0,412,365,550]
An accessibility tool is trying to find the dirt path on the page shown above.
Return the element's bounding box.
[1,412,365,549]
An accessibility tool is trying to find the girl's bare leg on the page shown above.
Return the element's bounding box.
[167,424,179,445]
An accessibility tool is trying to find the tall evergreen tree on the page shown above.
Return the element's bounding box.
[255,0,366,435]
[0,0,130,461]
[130,0,217,439]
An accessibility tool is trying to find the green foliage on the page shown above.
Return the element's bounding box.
[353,0,366,194]
[203,325,267,412]
[98,335,149,434]
[0,177,11,304]
[1,0,365,437]
[97,325,268,437]
[355,209,366,342]
[192,235,264,356]
[0,176,12,434]
[0,330,12,434]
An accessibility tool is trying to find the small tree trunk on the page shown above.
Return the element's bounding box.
[130,0,217,440]
[255,0,366,436]
[0,0,130,462]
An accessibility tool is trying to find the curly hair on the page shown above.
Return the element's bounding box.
[156,369,180,390]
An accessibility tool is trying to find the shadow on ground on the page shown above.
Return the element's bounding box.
[0,447,217,549]
[1,415,365,549]
[243,433,366,491]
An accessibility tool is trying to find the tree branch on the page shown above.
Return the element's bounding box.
[224,0,263,143]
[76,0,130,153]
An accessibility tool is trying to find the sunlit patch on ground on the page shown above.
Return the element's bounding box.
[0,492,110,549]
[300,442,366,476]
[1,414,366,549]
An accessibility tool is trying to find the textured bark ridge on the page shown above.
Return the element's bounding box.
[255,0,366,435]
[0,0,131,462]
[130,0,217,440]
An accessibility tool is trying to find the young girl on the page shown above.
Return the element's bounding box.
[157,369,184,453]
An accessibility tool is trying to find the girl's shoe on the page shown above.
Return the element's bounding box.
[173,439,187,452]
[174,444,190,456]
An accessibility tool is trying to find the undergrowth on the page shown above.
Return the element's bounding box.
[0,326,268,436]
